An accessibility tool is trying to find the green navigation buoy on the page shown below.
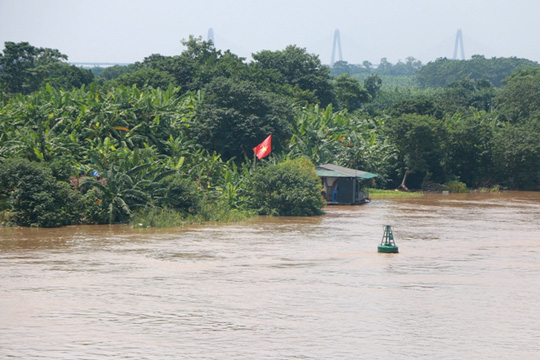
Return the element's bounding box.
[378,225,399,253]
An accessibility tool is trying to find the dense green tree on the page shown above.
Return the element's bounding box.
[97,64,138,80]
[189,77,294,161]
[363,74,382,99]
[415,56,540,88]
[330,60,366,77]
[43,62,94,90]
[287,105,395,186]
[330,57,421,79]
[113,68,175,89]
[158,174,202,214]
[247,157,325,216]
[385,114,446,190]
[389,95,441,118]
[0,41,92,94]
[252,45,335,106]
[333,73,370,111]
[140,36,248,92]
[435,78,495,115]
[377,58,393,75]
[392,57,423,76]
[0,159,81,227]
[443,113,497,187]
[493,119,540,190]
[496,68,540,123]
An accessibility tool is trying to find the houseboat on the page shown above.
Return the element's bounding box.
[316,164,378,205]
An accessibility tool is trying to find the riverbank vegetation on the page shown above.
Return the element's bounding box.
[1,39,539,227]
[367,189,424,199]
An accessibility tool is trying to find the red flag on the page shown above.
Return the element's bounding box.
[253,135,272,159]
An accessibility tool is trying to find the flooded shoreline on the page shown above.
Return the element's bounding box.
[1,191,539,359]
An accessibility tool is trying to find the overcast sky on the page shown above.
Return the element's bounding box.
[1,0,539,66]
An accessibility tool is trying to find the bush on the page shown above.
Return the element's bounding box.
[80,188,110,224]
[158,174,202,214]
[0,158,82,227]
[132,206,188,228]
[444,180,468,193]
[132,197,256,228]
[247,157,325,216]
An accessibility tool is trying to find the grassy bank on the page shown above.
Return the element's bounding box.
[131,204,257,228]
[368,188,424,199]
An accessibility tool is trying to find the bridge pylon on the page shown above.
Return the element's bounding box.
[453,29,465,60]
[331,29,343,66]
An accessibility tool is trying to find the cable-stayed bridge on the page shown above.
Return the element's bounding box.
[71,29,479,68]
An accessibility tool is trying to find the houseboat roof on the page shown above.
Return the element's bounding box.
[315,164,378,179]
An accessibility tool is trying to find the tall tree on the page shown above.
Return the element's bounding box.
[140,36,248,92]
[0,41,93,94]
[189,77,293,161]
[385,114,446,190]
[252,45,335,106]
[333,73,370,111]
[496,68,540,123]
[415,56,540,88]
[0,42,66,94]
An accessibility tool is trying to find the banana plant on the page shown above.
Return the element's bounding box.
[80,147,177,224]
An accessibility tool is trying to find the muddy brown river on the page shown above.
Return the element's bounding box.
[1,191,539,359]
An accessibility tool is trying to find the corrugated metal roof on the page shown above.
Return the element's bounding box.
[315,164,378,179]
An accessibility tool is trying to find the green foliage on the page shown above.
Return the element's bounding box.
[189,77,293,161]
[496,68,540,123]
[157,174,201,213]
[140,36,248,93]
[97,64,138,81]
[80,147,180,224]
[80,188,109,224]
[389,79,495,119]
[48,158,75,182]
[113,68,175,89]
[288,104,396,186]
[435,78,495,115]
[1,40,539,227]
[443,113,497,187]
[0,41,93,94]
[247,157,325,216]
[0,158,81,227]
[368,188,423,198]
[493,119,540,190]
[444,180,468,193]
[389,95,441,118]
[330,57,422,78]
[131,206,189,228]
[385,114,446,188]
[415,55,540,88]
[0,83,196,162]
[363,74,383,99]
[44,63,94,90]
[333,73,370,111]
[252,45,335,106]
[132,197,256,228]
[377,57,423,76]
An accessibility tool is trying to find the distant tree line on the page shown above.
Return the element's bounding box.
[0,42,94,94]
[0,39,538,227]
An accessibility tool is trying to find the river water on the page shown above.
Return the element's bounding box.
[1,191,539,359]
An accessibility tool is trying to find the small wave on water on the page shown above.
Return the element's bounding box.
[1,192,539,359]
